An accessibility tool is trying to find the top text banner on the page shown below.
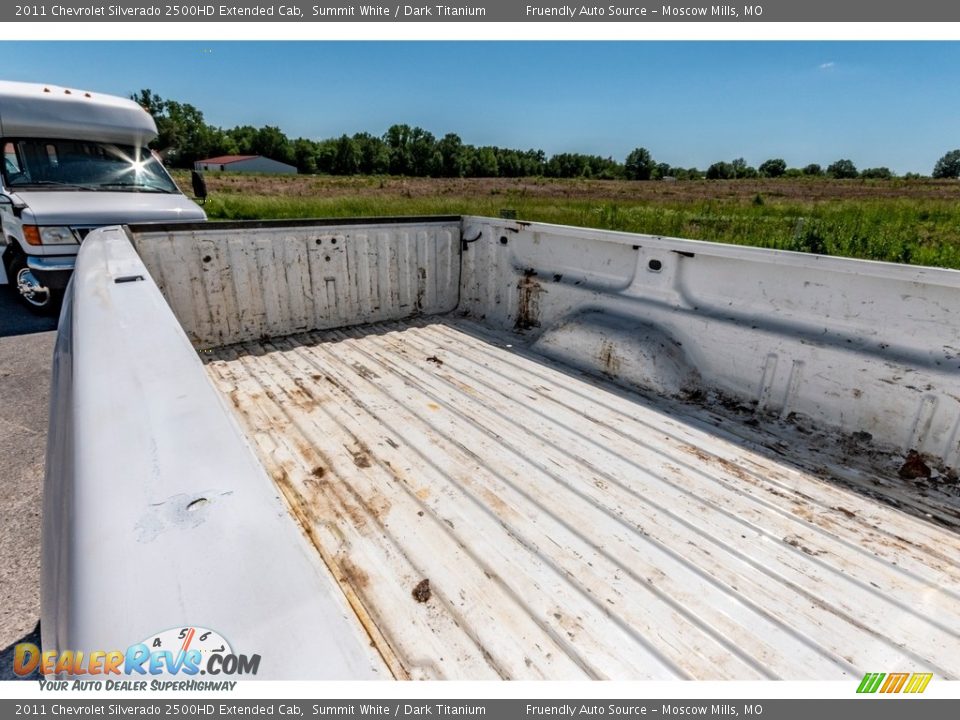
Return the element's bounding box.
[4,1,956,22]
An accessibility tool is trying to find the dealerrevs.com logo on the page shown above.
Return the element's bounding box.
[13,626,260,690]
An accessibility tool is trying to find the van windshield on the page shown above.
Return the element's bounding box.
[2,139,179,194]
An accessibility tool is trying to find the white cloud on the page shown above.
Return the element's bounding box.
[819,61,836,70]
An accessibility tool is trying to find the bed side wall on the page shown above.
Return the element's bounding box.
[458,217,960,467]
[131,218,461,349]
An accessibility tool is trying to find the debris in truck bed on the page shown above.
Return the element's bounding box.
[899,450,932,480]
[412,579,431,603]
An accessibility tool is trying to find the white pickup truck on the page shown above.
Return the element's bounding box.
[43,216,960,680]
[0,80,206,313]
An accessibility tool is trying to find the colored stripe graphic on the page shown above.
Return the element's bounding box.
[857,673,885,693]
[857,672,932,694]
[904,673,933,694]
[880,673,910,693]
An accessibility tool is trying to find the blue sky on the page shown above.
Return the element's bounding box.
[3,41,958,174]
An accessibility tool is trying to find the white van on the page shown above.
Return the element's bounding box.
[0,80,206,313]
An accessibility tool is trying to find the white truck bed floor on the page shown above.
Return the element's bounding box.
[202,318,960,681]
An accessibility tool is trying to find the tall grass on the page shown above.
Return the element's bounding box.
[578,199,960,268]
[187,179,960,270]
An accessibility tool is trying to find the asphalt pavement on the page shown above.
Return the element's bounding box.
[0,287,57,679]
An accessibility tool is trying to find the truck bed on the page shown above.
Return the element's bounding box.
[51,218,960,681]
[202,316,960,680]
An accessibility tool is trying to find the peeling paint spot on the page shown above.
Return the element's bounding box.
[135,490,233,543]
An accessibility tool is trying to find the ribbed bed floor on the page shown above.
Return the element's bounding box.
[202,317,960,680]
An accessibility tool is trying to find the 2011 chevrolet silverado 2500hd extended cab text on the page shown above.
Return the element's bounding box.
[43,216,960,680]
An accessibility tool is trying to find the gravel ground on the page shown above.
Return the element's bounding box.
[0,288,57,679]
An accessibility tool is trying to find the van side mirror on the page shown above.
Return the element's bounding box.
[0,193,26,217]
[191,170,207,204]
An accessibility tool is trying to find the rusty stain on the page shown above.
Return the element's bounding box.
[341,559,371,589]
[833,506,857,519]
[715,456,751,483]
[783,535,827,557]
[287,386,318,410]
[515,268,544,331]
[427,402,441,411]
[262,453,409,679]
[479,487,510,516]
[412,578,432,603]
[369,492,392,519]
[677,444,751,483]
[597,339,622,377]
[293,377,318,397]
[311,466,327,479]
[899,450,932,480]
[341,439,374,469]
[351,362,380,380]
[353,452,372,468]
[292,436,327,471]
[325,375,348,393]
[426,355,444,366]
[447,377,480,397]
[680,444,714,465]
[335,494,367,530]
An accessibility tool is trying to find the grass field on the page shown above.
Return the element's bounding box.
[171,172,960,269]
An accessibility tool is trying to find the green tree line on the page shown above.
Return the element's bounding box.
[133,90,960,180]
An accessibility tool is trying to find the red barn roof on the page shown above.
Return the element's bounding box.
[198,155,260,164]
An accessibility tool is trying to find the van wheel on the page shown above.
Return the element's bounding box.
[8,254,61,316]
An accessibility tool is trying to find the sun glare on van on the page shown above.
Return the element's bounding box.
[1,138,178,193]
